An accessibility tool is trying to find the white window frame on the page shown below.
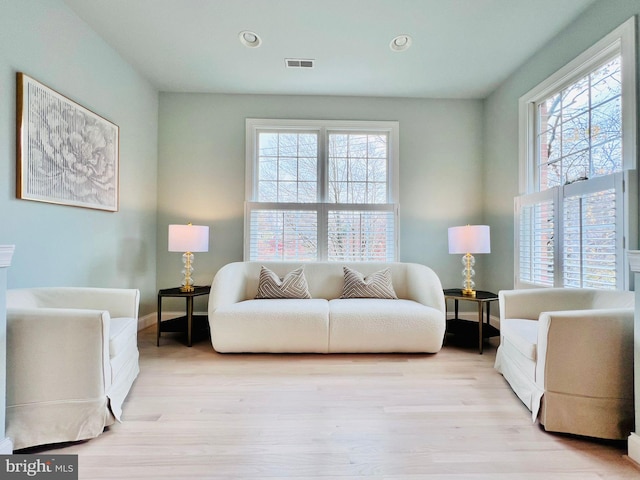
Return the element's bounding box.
[244,118,400,261]
[516,17,637,289]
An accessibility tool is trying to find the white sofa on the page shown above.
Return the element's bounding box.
[6,287,140,450]
[208,262,446,353]
[495,287,634,440]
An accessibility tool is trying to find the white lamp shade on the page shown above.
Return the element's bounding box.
[448,225,490,254]
[168,224,209,252]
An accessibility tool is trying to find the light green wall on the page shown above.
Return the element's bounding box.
[158,93,484,309]
[0,0,159,314]
[5,0,635,318]
[483,0,640,294]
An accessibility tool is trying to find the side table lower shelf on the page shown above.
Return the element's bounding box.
[445,318,500,348]
[158,314,210,346]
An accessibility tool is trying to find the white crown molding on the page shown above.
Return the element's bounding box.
[0,246,15,268]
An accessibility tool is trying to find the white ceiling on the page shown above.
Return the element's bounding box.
[63,0,597,99]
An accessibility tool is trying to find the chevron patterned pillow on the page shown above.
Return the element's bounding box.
[255,266,312,299]
[340,266,398,299]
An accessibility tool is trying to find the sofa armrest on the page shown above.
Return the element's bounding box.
[404,263,445,313]
[6,308,111,406]
[535,308,634,399]
[208,262,249,314]
[499,288,591,322]
[15,287,140,319]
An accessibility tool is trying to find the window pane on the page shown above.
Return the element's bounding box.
[350,182,367,203]
[537,128,561,167]
[328,132,389,204]
[592,140,622,176]
[257,131,318,203]
[259,133,279,157]
[249,209,317,261]
[298,134,318,157]
[329,134,348,157]
[278,133,299,156]
[368,158,387,182]
[539,161,562,189]
[591,97,621,146]
[368,135,388,158]
[298,181,317,203]
[299,158,316,181]
[329,181,348,203]
[328,210,395,261]
[329,158,348,184]
[562,74,589,119]
[563,151,589,184]
[370,182,387,203]
[350,158,367,182]
[349,135,368,159]
[279,182,298,202]
[591,57,621,107]
[279,157,298,181]
[561,112,589,157]
[258,181,277,202]
[259,158,277,181]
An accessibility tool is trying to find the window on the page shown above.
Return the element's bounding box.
[516,18,636,290]
[245,119,399,262]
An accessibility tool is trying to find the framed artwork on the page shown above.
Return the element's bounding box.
[16,73,119,212]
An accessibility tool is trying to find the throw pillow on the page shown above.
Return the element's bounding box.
[255,266,312,299]
[340,266,398,299]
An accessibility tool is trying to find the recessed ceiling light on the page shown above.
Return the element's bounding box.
[239,30,261,48]
[390,34,412,52]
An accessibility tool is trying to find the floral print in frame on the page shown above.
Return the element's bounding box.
[16,73,119,212]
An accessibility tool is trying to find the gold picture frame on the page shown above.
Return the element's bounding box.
[16,72,119,212]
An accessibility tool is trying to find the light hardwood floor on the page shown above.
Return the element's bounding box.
[30,328,640,479]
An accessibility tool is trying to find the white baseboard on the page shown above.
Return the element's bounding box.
[0,437,13,454]
[138,312,156,331]
[138,311,208,331]
[628,432,640,465]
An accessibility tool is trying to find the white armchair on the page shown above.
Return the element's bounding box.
[494,287,634,440]
[6,287,140,450]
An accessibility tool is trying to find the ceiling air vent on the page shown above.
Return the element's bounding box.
[285,58,315,69]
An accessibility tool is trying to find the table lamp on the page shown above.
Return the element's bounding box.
[168,223,209,292]
[448,225,490,297]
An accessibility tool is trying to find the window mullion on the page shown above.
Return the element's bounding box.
[318,128,327,260]
[553,186,563,288]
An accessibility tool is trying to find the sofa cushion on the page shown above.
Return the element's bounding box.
[255,266,312,299]
[328,299,444,353]
[211,299,329,353]
[340,266,398,299]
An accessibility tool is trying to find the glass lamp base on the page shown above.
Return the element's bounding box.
[180,252,195,292]
[461,253,476,297]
